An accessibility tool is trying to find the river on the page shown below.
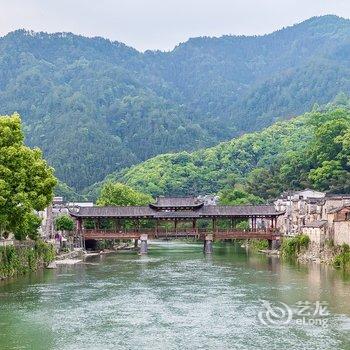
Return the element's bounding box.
[1,241,350,350]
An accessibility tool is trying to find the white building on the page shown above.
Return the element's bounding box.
[39,197,94,238]
[275,190,350,246]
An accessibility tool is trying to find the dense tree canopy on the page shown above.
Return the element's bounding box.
[218,187,264,205]
[97,182,153,206]
[1,16,350,191]
[91,104,350,201]
[55,215,74,232]
[0,114,57,239]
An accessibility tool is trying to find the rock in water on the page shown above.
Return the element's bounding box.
[47,261,57,269]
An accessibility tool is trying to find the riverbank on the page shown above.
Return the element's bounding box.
[297,242,337,264]
[49,241,137,267]
[275,235,350,270]
[242,238,279,256]
[0,240,55,280]
[297,241,350,271]
[244,236,347,269]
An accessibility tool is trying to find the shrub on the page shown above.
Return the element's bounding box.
[35,240,56,264]
[96,240,113,251]
[333,252,350,269]
[55,215,74,232]
[299,234,310,248]
[249,239,268,251]
[333,244,350,269]
[0,241,55,279]
[341,243,350,253]
[281,234,310,257]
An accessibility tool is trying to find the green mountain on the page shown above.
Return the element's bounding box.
[90,97,350,200]
[1,15,350,191]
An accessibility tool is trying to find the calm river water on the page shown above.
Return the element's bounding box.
[1,241,350,350]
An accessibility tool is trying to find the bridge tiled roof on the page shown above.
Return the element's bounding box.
[200,205,279,217]
[69,206,155,218]
[154,210,202,218]
[69,203,282,219]
[149,196,204,209]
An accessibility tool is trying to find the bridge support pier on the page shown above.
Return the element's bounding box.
[268,239,273,250]
[134,239,138,248]
[140,234,148,254]
[267,239,280,250]
[204,234,213,254]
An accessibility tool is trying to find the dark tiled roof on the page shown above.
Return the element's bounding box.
[200,205,280,216]
[328,205,350,214]
[152,196,204,208]
[69,204,283,219]
[306,198,325,205]
[303,220,328,228]
[69,206,154,218]
[325,193,350,199]
[154,210,201,218]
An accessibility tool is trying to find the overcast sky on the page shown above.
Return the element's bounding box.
[0,0,349,51]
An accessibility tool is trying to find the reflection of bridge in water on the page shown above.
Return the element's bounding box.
[69,197,284,254]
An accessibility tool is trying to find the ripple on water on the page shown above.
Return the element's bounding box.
[1,242,350,349]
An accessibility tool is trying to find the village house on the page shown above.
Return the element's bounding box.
[39,197,93,239]
[274,189,325,235]
[275,190,350,246]
[326,203,350,246]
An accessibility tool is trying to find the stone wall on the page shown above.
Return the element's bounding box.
[302,227,326,245]
[334,221,350,246]
[297,242,337,264]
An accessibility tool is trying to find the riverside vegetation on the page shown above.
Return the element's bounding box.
[333,244,350,269]
[281,235,311,257]
[280,235,350,270]
[0,241,55,280]
[0,115,57,279]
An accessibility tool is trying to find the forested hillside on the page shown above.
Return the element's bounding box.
[90,98,350,200]
[1,15,350,191]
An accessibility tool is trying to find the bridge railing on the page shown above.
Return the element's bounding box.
[81,227,280,237]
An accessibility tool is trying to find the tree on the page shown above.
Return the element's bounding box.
[97,182,153,206]
[312,118,349,163]
[335,129,350,165]
[14,212,42,241]
[308,160,350,192]
[219,186,264,205]
[55,215,74,232]
[246,168,281,200]
[0,114,57,240]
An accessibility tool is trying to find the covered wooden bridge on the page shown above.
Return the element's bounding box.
[69,197,284,254]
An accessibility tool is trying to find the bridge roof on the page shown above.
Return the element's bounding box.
[150,196,204,209]
[69,204,283,219]
[200,205,280,216]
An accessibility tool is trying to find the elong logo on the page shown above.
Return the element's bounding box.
[258,299,329,327]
